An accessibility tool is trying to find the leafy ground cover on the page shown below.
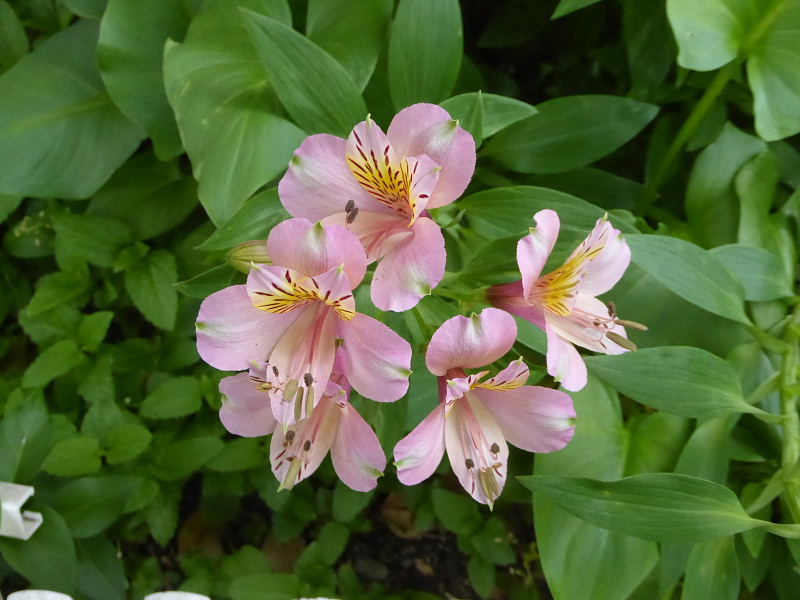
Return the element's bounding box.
[0,0,799,599]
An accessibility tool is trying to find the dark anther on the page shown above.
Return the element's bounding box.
[345,199,355,213]
[346,207,359,224]
[303,440,312,451]
[272,366,279,377]
[465,458,475,469]
[490,443,500,454]
[607,301,617,318]
[285,430,296,442]
[303,372,314,387]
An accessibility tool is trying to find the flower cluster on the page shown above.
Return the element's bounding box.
[195,104,638,505]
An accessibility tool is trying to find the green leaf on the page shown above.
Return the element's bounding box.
[0,21,142,198]
[459,185,638,239]
[332,481,374,522]
[105,423,153,464]
[78,311,114,352]
[54,475,142,537]
[483,95,658,174]
[42,435,103,476]
[0,193,22,223]
[78,354,115,404]
[520,472,763,542]
[316,521,349,565]
[534,377,658,600]
[305,0,391,91]
[585,346,756,419]
[64,0,108,19]
[153,436,224,481]
[207,438,264,471]
[124,249,178,330]
[627,234,750,325]
[230,573,301,600]
[140,376,202,419]
[470,517,515,566]
[52,211,132,268]
[553,0,604,19]
[624,412,691,475]
[98,0,189,158]
[76,536,127,600]
[441,92,537,140]
[431,488,482,536]
[163,0,303,225]
[242,9,366,136]
[467,554,495,598]
[88,151,198,240]
[145,488,180,546]
[176,264,237,299]
[197,188,287,251]
[710,243,794,301]
[27,269,90,316]
[0,507,77,593]
[388,0,463,108]
[683,536,741,600]
[0,390,52,481]
[23,339,84,389]
[0,0,27,70]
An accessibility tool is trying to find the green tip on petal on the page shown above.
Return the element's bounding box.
[290,154,301,166]
[196,321,208,331]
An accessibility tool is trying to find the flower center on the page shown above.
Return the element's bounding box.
[528,244,604,316]
[252,268,354,321]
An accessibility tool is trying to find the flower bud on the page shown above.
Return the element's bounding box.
[226,240,270,273]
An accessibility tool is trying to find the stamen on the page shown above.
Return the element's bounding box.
[606,331,638,351]
[303,440,311,451]
[303,372,314,387]
[490,443,500,454]
[283,379,299,403]
[344,199,355,213]
[617,319,648,331]
[272,366,279,377]
[465,458,474,469]
[346,207,359,224]
[285,430,295,442]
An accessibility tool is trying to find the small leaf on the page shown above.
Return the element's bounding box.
[467,555,495,599]
[140,376,202,420]
[520,472,763,542]
[207,438,264,472]
[552,0,603,19]
[388,0,462,109]
[431,488,482,536]
[54,475,142,537]
[0,390,52,481]
[23,339,84,389]
[585,346,755,419]
[124,249,178,330]
[627,234,750,325]
[242,9,366,136]
[105,423,153,464]
[78,311,114,352]
[27,270,90,316]
[76,535,127,600]
[43,435,103,477]
[0,0,28,70]
[153,436,224,481]
[51,210,132,268]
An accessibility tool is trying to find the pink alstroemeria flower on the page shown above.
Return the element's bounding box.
[279,103,476,312]
[489,209,642,392]
[217,356,386,492]
[196,218,412,427]
[393,308,575,507]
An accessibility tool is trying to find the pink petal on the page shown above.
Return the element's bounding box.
[444,374,476,407]
[394,402,445,485]
[478,358,529,390]
[218,370,277,437]
[270,395,339,489]
[337,313,412,402]
[474,386,575,453]
[268,304,338,426]
[196,285,296,372]
[387,103,477,208]
[370,216,446,312]
[426,308,517,376]
[519,209,560,301]
[445,394,508,507]
[545,319,587,392]
[266,218,367,288]
[279,133,383,220]
[331,400,387,491]
[487,280,547,329]
[324,209,411,263]
[546,294,629,355]
[578,218,632,296]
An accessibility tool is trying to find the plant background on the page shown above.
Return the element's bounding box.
[0,0,799,599]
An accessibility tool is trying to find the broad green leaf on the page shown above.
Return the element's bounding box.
[54,475,142,537]
[0,508,77,593]
[176,264,238,299]
[105,423,153,464]
[0,21,143,198]
[686,123,765,247]
[683,537,741,600]
[388,0,462,108]
[0,0,27,70]
[76,536,127,600]
[140,376,202,419]
[124,249,178,330]
[624,412,691,475]
[42,435,103,476]
[306,0,391,91]
[78,311,114,352]
[243,10,366,136]
[0,193,22,223]
[710,244,793,301]
[553,0,604,19]
[153,436,224,481]
[528,167,642,210]
[163,0,304,225]
[0,390,51,481]
[23,339,84,389]
[431,488,482,536]
[88,151,198,240]
[197,188,287,251]
[51,211,132,268]
[534,378,658,600]
[483,95,658,174]
[98,0,189,158]
[459,185,639,239]
[27,270,89,316]
[64,0,108,18]
[627,234,750,325]
[585,346,755,419]
[207,438,264,472]
[521,472,762,542]
[675,415,738,483]
[441,92,538,140]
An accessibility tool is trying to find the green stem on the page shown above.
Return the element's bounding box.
[637,65,735,214]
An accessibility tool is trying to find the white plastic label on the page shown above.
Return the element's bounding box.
[0,482,43,541]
